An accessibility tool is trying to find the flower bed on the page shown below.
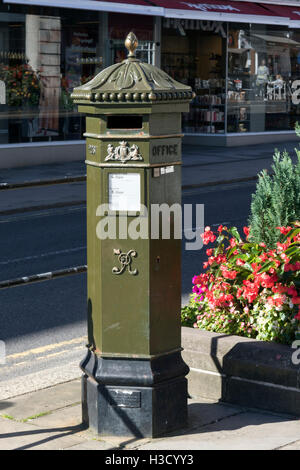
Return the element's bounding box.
[182,223,300,345]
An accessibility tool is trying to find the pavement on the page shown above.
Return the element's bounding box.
[1,139,300,451]
[1,378,300,450]
[0,140,299,215]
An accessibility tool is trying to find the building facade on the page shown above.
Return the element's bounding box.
[1,0,300,166]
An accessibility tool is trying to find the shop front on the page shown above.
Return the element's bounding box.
[158,1,300,145]
[162,18,300,145]
[0,1,159,146]
[0,0,300,163]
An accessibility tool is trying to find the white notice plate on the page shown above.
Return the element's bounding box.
[109,173,141,212]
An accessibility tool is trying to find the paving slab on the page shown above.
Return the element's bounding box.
[137,411,300,450]
[1,382,300,450]
[28,404,82,429]
[0,416,85,450]
[279,440,300,450]
[66,439,120,450]
[186,398,245,429]
[0,379,81,421]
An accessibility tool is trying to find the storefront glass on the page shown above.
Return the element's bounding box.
[1,4,300,145]
[161,18,300,135]
[108,13,154,64]
[227,23,300,133]
[162,18,227,134]
[0,5,154,145]
[0,8,100,144]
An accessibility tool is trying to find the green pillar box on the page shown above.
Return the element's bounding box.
[71,33,194,438]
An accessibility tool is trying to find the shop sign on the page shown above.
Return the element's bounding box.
[163,17,226,38]
[181,3,239,12]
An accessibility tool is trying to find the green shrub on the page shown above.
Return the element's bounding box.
[248,148,300,248]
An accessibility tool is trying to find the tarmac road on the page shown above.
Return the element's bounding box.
[0,179,255,399]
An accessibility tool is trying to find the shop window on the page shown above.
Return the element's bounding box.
[0,7,104,144]
[227,23,297,133]
[161,19,227,135]
[108,13,155,65]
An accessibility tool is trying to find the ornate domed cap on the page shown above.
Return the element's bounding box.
[71,32,194,104]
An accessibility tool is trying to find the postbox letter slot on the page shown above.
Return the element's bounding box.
[107,115,143,129]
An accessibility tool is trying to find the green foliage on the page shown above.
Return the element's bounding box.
[248,150,300,248]
[181,303,198,327]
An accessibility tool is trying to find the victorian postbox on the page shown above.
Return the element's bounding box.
[71,32,194,438]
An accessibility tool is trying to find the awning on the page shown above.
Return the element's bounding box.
[151,0,290,25]
[2,0,296,26]
[261,4,300,27]
[2,0,164,16]
[253,33,300,45]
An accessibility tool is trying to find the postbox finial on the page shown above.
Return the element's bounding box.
[125,32,138,58]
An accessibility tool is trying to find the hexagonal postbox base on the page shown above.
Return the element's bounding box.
[82,376,188,438]
[80,350,189,438]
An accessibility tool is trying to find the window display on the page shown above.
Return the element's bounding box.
[0,8,103,143]
[1,3,300,145]
[161,19,226,134]
[227,24,297,133]
[162,19,300,136]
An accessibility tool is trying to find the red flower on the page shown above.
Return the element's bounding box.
[276,226,292,235]
[257,272,278,289]
[229,238,237,248]
[236,258,245,266]
[294,233,300,243]
[294,311,300,321]
[237,288,243,298]
[259,252,268,262]
[220,265,237,280]
[268,296,285,307]
[287,287,298,297]
[276,239,291,252]
[201,228,216,245]
[243,226,250,238]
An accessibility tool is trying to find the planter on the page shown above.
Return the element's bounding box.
[181,326,300,416]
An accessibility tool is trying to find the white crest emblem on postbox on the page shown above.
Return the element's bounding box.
[105,141,143,163]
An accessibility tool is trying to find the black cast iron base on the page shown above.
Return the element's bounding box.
[80,349,189,438]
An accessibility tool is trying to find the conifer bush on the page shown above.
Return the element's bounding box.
[248,145,300,248]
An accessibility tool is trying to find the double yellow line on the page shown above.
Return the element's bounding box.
[2,337,87,369]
